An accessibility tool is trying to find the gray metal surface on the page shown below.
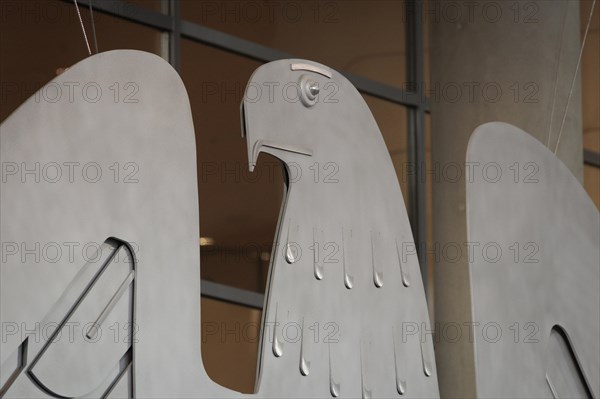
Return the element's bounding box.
[1,239,135,398]
[242,59,438,398]
[466,122,599,398]
[1,51,437,398]
[0,50,207,398]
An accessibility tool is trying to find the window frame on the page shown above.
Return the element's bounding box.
[67,0,433,307]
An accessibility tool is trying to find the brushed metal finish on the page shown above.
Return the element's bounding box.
[466,122,599,398]
[243,59,439,398]
[0,50,212,398]
[1,239,135,398]
[1,52,438,398]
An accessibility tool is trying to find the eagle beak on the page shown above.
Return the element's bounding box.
[240,102,257,172]
[241,102,313,173]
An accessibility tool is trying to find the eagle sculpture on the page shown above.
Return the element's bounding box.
[0,51,438,398]
[466,123,599,398]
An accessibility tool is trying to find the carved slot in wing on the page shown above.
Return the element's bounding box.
[26,238,136,399]
[545,325,593,399]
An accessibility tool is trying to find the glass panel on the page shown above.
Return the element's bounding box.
[362,94,410,202]
[181,0,407,88]
[125,0,164,13]
[200,297,261,393]
[424,0,431,93]
[0,0,163,122]
[180,40,283,293]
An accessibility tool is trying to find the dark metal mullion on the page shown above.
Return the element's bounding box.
[351,75,429,110]
[406,1,418,235]
[407,109,417,229]
[180,20,293,63]
[168,0,181,71]
[67,0,173,31]
[406,0,428,293]
[201,280,264,309]
[414,107,427,285]
[415,0,427,286]
[584,149,600,167]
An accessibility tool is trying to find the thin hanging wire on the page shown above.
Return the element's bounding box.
[545,1,569,148]
[554,0,596,154]
[73,0,91,55]
[88,0,99,54]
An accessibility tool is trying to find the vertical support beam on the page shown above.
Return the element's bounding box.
[406,0,429,297]
[168,0,181,72]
